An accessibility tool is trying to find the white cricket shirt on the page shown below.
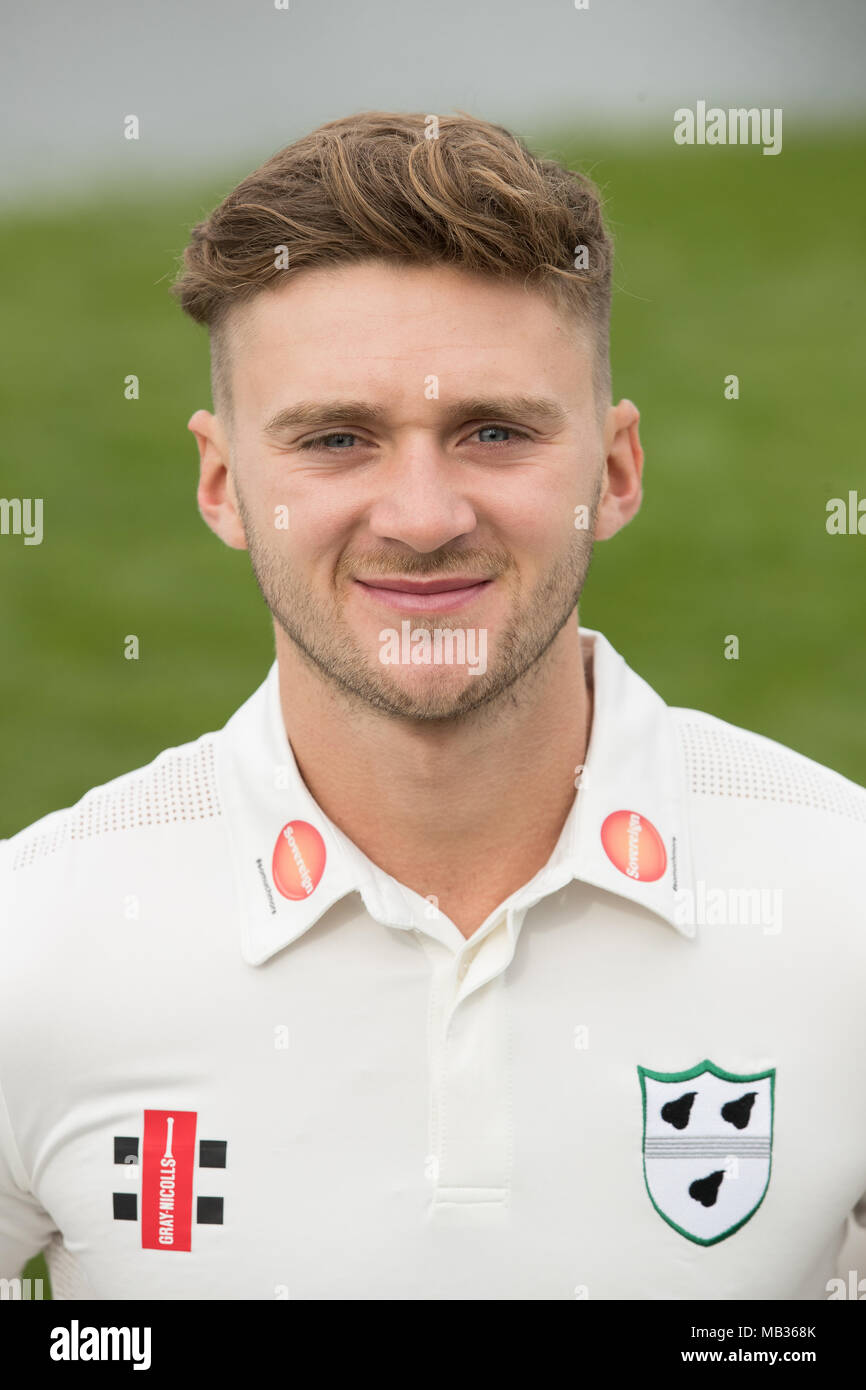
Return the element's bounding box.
[1,626,865,1300]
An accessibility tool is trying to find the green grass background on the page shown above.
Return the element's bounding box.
[3,125,865,1295]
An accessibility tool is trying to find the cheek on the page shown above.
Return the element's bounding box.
[488,458,584,532]
[288,527,353,593]
[501,498,577,559]
[284,483,365,539]
[253,482,344,558]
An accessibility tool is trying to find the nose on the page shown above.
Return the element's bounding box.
[366,444,479,553]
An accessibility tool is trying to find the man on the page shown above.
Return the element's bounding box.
[1,112,864,1301]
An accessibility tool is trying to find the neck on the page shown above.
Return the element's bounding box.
[274,618,594,936]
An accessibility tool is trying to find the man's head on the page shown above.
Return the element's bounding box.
[172,111,643,723]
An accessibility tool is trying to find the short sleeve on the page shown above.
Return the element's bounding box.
[0,1075,58,1277]
[0,839,58,1275]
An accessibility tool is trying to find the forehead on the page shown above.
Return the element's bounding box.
[224,260,593,417]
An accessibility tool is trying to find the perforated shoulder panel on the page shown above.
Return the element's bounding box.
[674,712,866,823]
[10,737,221,871]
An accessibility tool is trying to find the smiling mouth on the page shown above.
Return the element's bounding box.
[354,576,493,594]
[353,575,495,612]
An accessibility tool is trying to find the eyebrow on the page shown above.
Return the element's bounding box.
[262,395,569,437]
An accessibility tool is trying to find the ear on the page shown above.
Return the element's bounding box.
[594,398,644,541]
[187,409,248,551]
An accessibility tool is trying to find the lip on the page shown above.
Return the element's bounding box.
[353,576,494,614]
[356,575,490,594]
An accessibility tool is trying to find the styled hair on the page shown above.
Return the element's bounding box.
[171,110,614,419]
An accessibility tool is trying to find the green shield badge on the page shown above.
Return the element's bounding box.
[637,1059,775,1245]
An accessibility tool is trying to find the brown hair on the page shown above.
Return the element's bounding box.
[171,110,614,420]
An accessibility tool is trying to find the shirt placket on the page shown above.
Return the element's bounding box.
[422,912,513,1206]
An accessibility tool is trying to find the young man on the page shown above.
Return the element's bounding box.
[1,112,864,1301]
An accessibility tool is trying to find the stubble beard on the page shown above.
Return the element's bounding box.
[235,485,601,726]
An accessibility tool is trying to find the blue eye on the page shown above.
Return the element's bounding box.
[298,433,359,451]
[476,425,522,444]
[297,424,530,451]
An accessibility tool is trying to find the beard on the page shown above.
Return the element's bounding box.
[234,479,601,726]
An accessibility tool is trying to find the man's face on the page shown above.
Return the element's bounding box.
[209,260,614,722]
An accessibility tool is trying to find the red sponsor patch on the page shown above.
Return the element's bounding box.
[600,809,667,882]
[141,1109,197,1252]
[272,820,327,900]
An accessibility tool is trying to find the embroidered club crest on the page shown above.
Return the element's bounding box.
[637,1059,775,1245]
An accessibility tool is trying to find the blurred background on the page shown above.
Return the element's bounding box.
[1,0,864,1296]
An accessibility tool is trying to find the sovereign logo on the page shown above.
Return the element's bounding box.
[601,809,667,882]
[272,819,326,900]
[637,1059,775,1245]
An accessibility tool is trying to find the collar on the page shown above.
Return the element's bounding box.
[216,626,696,966]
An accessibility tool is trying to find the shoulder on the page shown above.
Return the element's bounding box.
[669,704,866,827]
[0,727,225,903]
[667,706,866,966]
[0,727,236,1072]
[669,705,866,921]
